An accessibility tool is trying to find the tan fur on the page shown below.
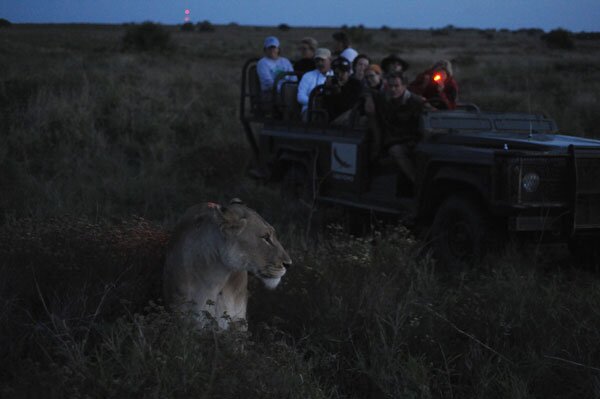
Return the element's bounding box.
[163,199,291,330]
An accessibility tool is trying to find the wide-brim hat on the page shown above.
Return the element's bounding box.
[381,54,410,72]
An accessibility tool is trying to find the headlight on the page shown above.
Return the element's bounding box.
[522,172,540,193]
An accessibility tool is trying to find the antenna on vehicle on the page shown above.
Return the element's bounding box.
[529,121,534,139]
[526,76,533,139]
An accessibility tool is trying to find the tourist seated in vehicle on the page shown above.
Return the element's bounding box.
[364,64,384,93]
[297,48,334,120]
[365,72,428,182]
[322,57,363,125]
[332,31,358,64]
[408,59,458,110]
[257,36,296,96]
[293,37,318,78]
[381,54,410,75]
[351,54,370,86]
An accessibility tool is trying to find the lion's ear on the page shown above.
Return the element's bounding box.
[219,206,248,236]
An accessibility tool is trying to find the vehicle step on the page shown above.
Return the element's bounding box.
[317,195,416,217]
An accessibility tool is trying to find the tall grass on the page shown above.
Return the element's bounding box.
[1,24,600,397]
[2,220,599,397]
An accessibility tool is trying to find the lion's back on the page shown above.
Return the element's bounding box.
[163,204,222,307]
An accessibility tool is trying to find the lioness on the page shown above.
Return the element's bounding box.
[164,199,291,330]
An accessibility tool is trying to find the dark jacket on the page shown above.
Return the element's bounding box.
[323,78,363,121]
[373,90,424,146]
[294,58,316,78]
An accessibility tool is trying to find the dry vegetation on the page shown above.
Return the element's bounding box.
[1,23,600,398]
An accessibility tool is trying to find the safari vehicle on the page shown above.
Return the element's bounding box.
[240,59,600,266]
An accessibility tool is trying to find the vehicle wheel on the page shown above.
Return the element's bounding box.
[568,238,600,270]
[430,194,494,270]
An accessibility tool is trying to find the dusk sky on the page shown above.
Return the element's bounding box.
[1,0,599,32]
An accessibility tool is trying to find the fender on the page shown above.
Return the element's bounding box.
[419,163,492,218]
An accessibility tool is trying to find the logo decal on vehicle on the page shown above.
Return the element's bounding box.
[331,143,357,175]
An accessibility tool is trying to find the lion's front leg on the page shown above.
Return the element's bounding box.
[215,271,248,330]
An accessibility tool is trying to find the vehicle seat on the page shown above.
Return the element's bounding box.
[246,64,264,116]
[279,81,300,122]
[307,84,329,124]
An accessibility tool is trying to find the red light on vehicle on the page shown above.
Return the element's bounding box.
[433,73,443,82]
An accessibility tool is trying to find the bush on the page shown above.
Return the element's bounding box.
[180,22,195,32]
[0,18,12,28]
[542,28,575,49]
[278,23,291,31]
[573,31,600,40]
[122,21,171,51]
[479,29,495,40]
[197,20,215,32]
[344,24,372,45]
[514,28,544,36]
[431,27,450,36]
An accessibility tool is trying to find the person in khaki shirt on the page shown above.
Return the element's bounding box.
[365,72,430,183]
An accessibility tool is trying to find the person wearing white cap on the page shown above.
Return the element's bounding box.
[256,36,295,93]
[332,31,358,64]
[297,47,334,118]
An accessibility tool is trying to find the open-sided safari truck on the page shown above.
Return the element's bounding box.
[240,59,600,267]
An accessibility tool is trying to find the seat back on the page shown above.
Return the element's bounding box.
[307,84,329,124]
[280,82,300,121]
[246,63,264,116]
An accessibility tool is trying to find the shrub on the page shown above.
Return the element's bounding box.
[344,24,372,45]
[514,28,544,36]
[541,28,575,49]
[380,25,391,32]
[431,27,450,36]
[278,23,291,31]
[479,29,495,40]
[573,31,600,40]
[0,18,11,28]
[180,22,195,32]
[197,20,215,32]
[122,21,171,51]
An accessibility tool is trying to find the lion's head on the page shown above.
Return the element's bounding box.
[164,198,291,329]
[216,199,291,289]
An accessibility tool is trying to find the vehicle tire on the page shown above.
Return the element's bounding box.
[430,194,495,270]
[568,238,600,270]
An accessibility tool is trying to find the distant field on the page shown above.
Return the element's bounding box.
[1,24,600,398]
[1,23,600,220]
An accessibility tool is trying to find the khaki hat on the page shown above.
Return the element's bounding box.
[314,48,331,60]
[301,37,318,51]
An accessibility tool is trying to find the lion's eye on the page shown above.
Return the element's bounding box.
[262,234,273,245]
